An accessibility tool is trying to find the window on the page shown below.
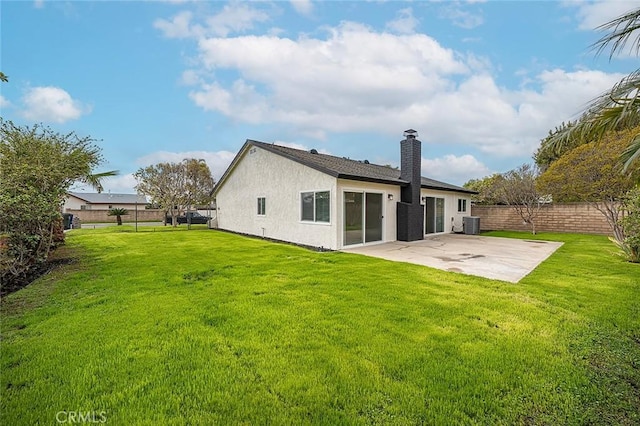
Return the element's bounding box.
[257,197,266,216]
[301,191,330,223]
[458,198,467,213]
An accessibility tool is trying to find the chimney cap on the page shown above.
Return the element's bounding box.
[403,129,418,139]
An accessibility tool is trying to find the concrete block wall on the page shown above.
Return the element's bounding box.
[471,203,613,235]
[65,209,165,223]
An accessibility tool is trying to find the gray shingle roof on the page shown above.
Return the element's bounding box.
[248,140,475,194]
[68,192,148,204]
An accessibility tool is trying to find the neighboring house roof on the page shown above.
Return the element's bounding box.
[215,140,476,195]
[68,192,148,204]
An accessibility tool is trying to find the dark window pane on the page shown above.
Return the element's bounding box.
[315,191,330,222]
[344,192,363,245]
[257,197,265,215]
[301,192,314,221]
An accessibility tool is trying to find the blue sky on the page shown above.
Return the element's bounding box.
[2,0,639,193]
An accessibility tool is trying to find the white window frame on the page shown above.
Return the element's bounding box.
[457,198,467,213]
[300,190,331,224]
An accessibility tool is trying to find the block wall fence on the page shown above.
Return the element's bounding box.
[471,203,613,236]
[65,209,165,224]
[67,204,613,234]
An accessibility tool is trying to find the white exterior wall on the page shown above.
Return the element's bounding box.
[336,179,400,249]
[420,189,471,234]
[215,146,338,249]
[63,195,86,211]
[63,197,143,212]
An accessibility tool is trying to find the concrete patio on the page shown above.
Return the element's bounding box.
[342,234,563,283]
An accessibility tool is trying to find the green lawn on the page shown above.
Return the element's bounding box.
[1,227,638,424]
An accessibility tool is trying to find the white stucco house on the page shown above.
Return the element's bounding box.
[64,192,148,212]
[213,130,476,250]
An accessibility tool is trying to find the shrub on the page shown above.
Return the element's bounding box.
[617,186,640,263]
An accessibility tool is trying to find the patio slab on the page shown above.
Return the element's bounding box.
[342,234,563,283]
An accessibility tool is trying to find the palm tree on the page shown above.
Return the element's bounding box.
[81,170,119,193]
[108,208,129,225]
[548,8,640,171]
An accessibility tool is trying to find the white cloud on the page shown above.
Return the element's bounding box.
[386,8,419,34]
[190,21,468,133]
[185,21,623,156]
[291,0,313,16]
[439,4,484,29]
[155,3,270,39]
[274,141,311,151]
[33,0,44,9]
[135,150,237,181]
[100,173,140,194]
[206,3,270,37]
[154,11,201,39]
[422,154,491,186]
[153,10,627,160]
[0,95,11,109]
[21,86,90,123]
[180,69,203,86]
[424,69,623,156]
[274,141,331,154]
[566,0,640,30]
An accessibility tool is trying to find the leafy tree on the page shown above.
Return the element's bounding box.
[184,158,215,210]
[0,119,114,290]
[615,186,640,262]
[537,128,640,242]
[545,8,640,171]
[135,162,185,227]
[463,174,505,205]
[495,164,543,234]
[134,159,215,227]
[0,72,8,82]
[534,121,585,171]
[108,208,129,226]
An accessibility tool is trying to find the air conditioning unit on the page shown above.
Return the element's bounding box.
[463,216,480,235]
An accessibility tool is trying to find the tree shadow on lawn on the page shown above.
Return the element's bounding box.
[1,247,77,298]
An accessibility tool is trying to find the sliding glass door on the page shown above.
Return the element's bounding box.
[365,193,383,243]
[424,196,445,234]
[344,191,383,246]
[344,192,363,245]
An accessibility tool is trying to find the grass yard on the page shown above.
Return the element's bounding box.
[1,227,638,424]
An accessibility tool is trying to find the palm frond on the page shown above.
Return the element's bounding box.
[622,133,640,172]
[82,170,119,193]
[546,70,640,154]
[592,8,640,59]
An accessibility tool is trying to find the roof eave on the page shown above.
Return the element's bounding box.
[420,184,478,195]
[337,174,407,186]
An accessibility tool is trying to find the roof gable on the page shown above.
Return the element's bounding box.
[251,141,406,186]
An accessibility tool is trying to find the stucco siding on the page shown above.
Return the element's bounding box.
[420,189,471,234]
[63,195,144,212]
[215,146,338,249]
[63,195,86,211]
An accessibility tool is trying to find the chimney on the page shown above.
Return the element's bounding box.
[397,129,424,242]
